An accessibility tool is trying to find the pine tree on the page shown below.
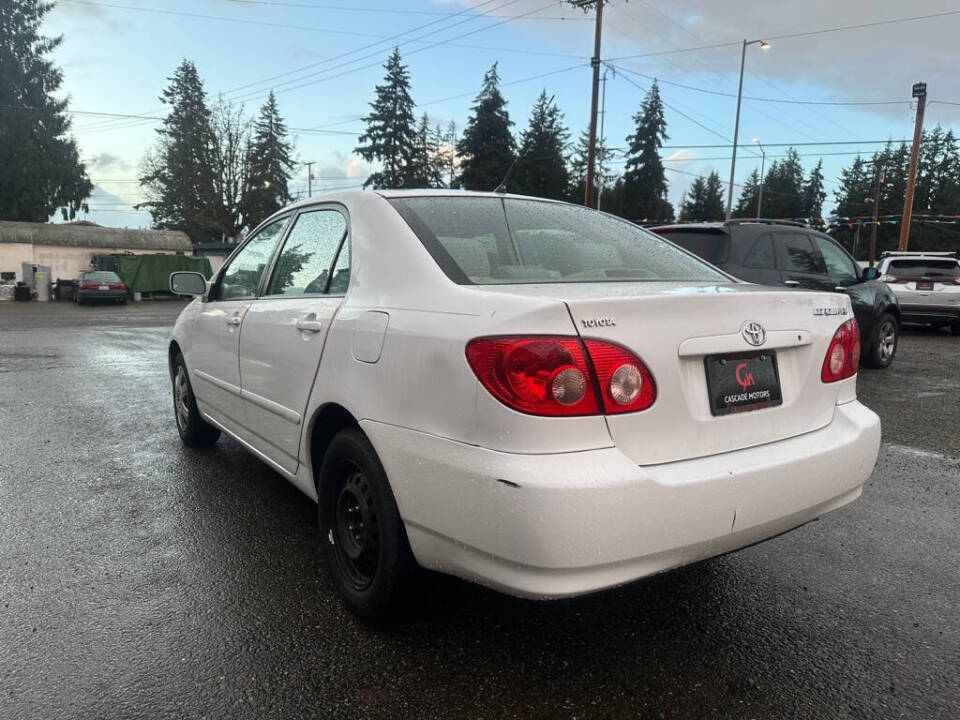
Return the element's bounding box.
[733,169,762,218]
[679,171,724,221]
[245,91,296,230]
[801,159,826,218]
[140,60,218,243]
[610,80,673,222]
[428,122,452,189]
[354,48,418,189]
[758,148,805,219]
[407,113,444,188]
[0,0,92,221]
[510,91,570,199]
[567,129,615,205]
[456,63,516,190]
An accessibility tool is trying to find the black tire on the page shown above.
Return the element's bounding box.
[318,428,415,622]
[172,352,220,447]
[863,312,899,369]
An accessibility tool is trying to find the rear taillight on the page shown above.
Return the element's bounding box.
[108,283,126,290]
[80,284,98,290]
[880,274,901,283]
[821,319,861,383]
[583,340,657,414]
[952,277,960,286]
[465,336,656,416]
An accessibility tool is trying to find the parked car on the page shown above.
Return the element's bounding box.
[167,192,881,620]
[76,270,127,305]
[876,251,960,333]
[652,220,902,369]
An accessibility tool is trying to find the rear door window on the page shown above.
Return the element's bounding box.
[776,233,825,275]
[743,235,776,269]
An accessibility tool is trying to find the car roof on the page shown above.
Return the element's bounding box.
[278,188,567,215]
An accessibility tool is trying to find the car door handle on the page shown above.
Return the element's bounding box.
[834,285,848,292]
[784,280,800,288]
[296,318,323,333]
[226,316,242,327]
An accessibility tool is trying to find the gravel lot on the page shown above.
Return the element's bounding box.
[1,300,958,719]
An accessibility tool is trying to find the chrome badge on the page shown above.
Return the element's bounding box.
[741,321,766,347]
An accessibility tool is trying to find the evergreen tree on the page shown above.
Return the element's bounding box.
[245,91,296,230]
[0,0,92,221]
[510,91,570,199]
[354,48,418,189]
[406,113,445,188]
[679,171,724,221]
[567,129,615,205]
[456,63,516,190]
[610,80,673,222]
[140,60,218,243]
[801,159,826,218]
[733,169,762,218]
[757,148,804,219]
[428,121,453,189]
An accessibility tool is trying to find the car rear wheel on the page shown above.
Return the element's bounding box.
[318,429,415,622]
[172,352,220,447]
[864,313,898,369]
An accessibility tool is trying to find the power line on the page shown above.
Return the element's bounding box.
[221,0,590,20]
[661,139,913,149]
[609,8,960,62]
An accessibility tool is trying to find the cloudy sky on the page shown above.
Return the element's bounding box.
[46,0,960,227]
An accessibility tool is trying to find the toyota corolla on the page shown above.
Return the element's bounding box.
[167,190,881,620]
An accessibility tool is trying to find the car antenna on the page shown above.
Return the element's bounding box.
[493,156,521,194]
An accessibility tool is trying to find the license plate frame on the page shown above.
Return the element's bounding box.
[705,351,783,416]
[916,279,934,291]
[98,284,109,290]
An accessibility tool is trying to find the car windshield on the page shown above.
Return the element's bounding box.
[390,196,726,285]
[888,259,960,278]
[83,271,121,283]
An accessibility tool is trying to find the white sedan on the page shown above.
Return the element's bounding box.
[168,190,881,620]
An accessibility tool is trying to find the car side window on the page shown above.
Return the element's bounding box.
[214,217,289,301]
[743,234,776,269]
[266,209,348,297]
[813,236,859,280]
[776,233,825,275]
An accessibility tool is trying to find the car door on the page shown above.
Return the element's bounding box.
[237,206,350,474]
[810,234,876,331]
[774,232,832,291]
[189,216,290,430]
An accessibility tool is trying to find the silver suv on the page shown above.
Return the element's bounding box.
[878,252,960,334]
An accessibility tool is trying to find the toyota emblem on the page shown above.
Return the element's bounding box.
[741,321,766,347]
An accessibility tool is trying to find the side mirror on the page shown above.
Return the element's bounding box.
[170,271,207,297]
[861,266,880,281]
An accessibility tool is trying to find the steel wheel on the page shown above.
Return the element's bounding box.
[333,462,379,591]
[173,366,191,431]
[878,319,897,364]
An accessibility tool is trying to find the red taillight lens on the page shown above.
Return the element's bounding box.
[80,284,98,290]
[952,277,960,286]
[821,319,860,383]
[108,283,125,290]
[465,336,656,416]
[880,274,899,283]
[583,339,657,414]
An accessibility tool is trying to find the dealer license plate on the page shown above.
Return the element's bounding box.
[705,351,783,416]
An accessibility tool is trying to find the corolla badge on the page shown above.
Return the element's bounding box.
[741,321,766,347]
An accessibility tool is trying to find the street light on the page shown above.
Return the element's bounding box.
[724,38,770,221]
[752,137,766,219]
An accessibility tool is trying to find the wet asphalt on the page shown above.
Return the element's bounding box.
[0,300,957,719]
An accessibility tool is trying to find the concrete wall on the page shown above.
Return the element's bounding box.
[0,243,181,282]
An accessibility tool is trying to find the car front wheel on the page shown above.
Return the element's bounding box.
[172,352,220,447]
[864,313,899,368]
[318,429,415,622]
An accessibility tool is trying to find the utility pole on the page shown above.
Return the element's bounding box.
[899,82,926,251]
[596,66,611,212]
[305,161,315,198]
[869,169,884,267]
[583,0,604,208]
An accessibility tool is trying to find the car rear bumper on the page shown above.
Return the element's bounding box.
[898,303,960,323]
[77,290,127,301]
[363,400,881,599]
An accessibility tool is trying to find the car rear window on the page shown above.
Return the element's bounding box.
[83,271,121,283]
[390,196,726,285]
[887,259,960,278]
[654,229,729,265]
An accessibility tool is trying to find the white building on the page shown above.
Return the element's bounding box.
[0,220,191,282]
